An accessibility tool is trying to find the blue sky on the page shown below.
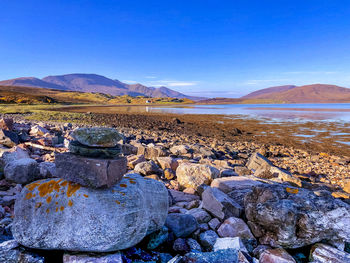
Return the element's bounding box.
[1,0,350,97]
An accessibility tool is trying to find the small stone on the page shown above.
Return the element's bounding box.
[186,238,202,252]
[147,226,169,250]
[164,168,175,180]
[30,125,49,136]
[71,127,123,147]
[63,252,123,263]
[170,145,190,155]
[186,208,211,224]
[68,141,122,158]
[4,158,40,184]
[0,118,13,131]
[202,187,242,220]
[183,248,238,262]
[127,155,146,169]
[309,243,350,263]
[213,237,248,253]
[259,248,296,263]
[173,238,190,253]
[157,157,179,171]
[217,217,255,240]
[0,130,19,148]
[208,218,221,230]
[168,189,200,203]
[199,230,218,250]
[134,161,161,176]
[55,153,127,188]
[165,213,198,238]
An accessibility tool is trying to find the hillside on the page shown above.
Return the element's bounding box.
[0,74,203,101]
[241,84,350,103]
[0,86,194,105]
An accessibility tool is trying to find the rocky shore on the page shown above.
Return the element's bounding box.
[0,116,349,262]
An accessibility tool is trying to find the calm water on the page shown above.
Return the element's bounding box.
[145,103,350,123]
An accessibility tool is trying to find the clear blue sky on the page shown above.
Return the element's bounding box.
[1,0,350,97]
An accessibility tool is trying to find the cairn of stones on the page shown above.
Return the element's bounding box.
[12,127,168,253]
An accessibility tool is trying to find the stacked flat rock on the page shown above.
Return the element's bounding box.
[56,127,127,188]
[12,127,169,252]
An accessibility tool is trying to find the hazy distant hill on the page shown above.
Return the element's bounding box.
[241,84,350,103]
[0,74,203,101]
[242,85,297,99]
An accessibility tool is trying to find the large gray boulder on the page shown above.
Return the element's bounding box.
[176,163,220,190]
[245,184,350,248]
[55,153,127,188]
[13,174,168,252]
[4,158,40,184]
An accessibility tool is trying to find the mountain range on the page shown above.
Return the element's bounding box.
[0,74,203,101]
[1,74,350,103]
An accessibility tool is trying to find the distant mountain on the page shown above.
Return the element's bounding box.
[0,74,204,101]
[241,84,350,103]
[242,85,297,99]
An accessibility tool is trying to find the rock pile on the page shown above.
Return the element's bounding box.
[12,127,168,254]
[0,117,349,262]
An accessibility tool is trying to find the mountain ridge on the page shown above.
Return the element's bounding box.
[0,74,204,101]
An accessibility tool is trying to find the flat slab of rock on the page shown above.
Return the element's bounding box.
[183,249,238,263]
[68,141,122,158]
[211,176,263,193]
[55,153,127,188]
[71,127,123,147]
[13,174,168,252]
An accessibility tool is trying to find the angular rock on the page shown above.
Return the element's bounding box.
[29,125,49,136]
[217,217,255,240]
[127,155,146,169]
[309,243,350,263]
[259,248,296,263]
[63,252,122,263]
[55,153,127,188]
[71,127,123,147]
[170,145,190,155]
[4,158,40,184]
[168,189,200,203]
[247,153,301,187]
[38,162,56,178]
[183,249,238,263]
[187,238,202,252]
[202,187,242,220]
[157,157,179,171]
[211,176,263,194]
[176,163,220,190]
[137,145,167,160]
[173,238,190,253]
[1,146,29,163]
[199,230,218,250]
[147,226,169,250]
[0,240,45,263]
[0,118,14,131]
[134,160,161,176]
[245,184,350,248]
[13,174,168,252]
[213,237,248,253]
[68,141,122,158]
[165,213,198,238]
[0,129,19,148]
[208,218,221,230]
[186,208,211,223]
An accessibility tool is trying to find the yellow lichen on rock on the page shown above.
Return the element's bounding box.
[286,187,299,194]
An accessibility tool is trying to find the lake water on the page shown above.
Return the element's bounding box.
[145,103,350,123]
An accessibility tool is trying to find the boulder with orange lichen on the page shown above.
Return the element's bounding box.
[12,174,168,252]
